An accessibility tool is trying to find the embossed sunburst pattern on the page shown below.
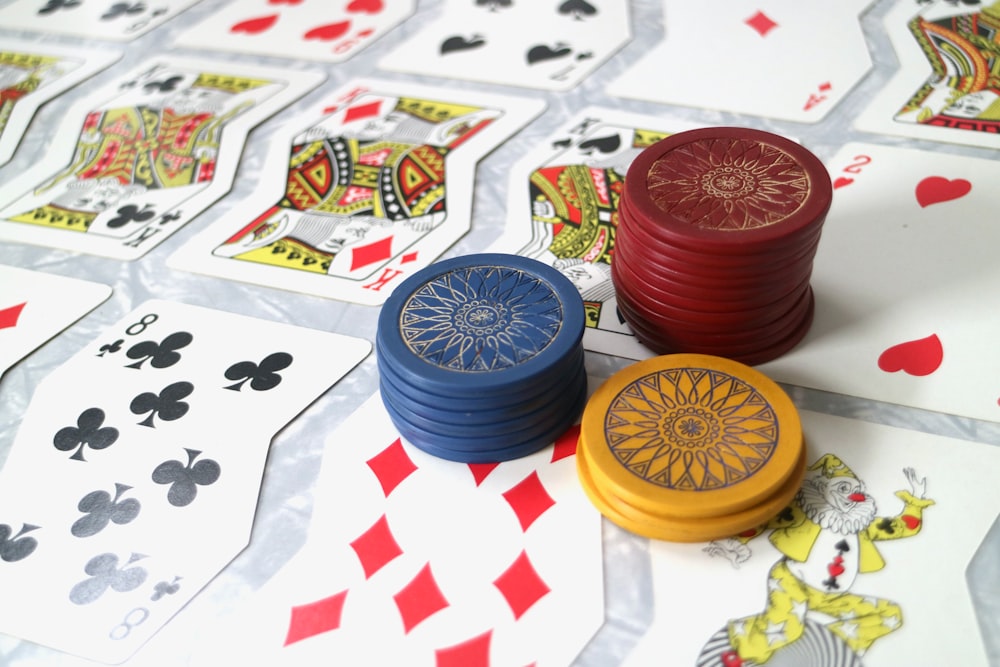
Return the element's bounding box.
[604,368,780,491]
[646,138,810,230]
[400,265,563,372]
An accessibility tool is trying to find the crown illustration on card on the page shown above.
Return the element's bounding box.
[8,205,96,232]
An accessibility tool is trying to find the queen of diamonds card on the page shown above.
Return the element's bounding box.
[169,79,544,305]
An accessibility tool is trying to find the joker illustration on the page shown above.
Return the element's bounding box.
[702,454,934,665]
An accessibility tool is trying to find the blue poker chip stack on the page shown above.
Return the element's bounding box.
[376,253,588,463]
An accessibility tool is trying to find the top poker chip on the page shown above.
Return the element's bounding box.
[377,253,586,399]
[624,127,832,254]
[578,353,803,523]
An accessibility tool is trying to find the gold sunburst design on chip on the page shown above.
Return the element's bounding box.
[646,137,811,230]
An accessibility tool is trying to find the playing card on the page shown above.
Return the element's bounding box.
[0,264,111,380]
[189,391,604,666]
[855,0,1000,149]
[624,410,1000,666]
[168,77,545,305]
[487,107,705,361]
[378,0,631,92]
[174,0,416,63]
[606,0,874,122]
[0,56,324,260]
[0,41,119,166]
[0,299,370,663]
[0,0,200,41]
[759,142,1000,422]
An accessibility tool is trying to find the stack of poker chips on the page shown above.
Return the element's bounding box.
[376,253,588,463]
[612,127,833,365]
[576,354,806,542]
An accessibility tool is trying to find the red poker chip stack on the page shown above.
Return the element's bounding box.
[612,127,833,365]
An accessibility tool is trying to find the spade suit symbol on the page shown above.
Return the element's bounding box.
[440,34,486,55]
[526,43,573,65]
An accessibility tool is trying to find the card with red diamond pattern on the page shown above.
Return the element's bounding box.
[0,299,370,664]
[168,77,545,306]
[190,391,604,666]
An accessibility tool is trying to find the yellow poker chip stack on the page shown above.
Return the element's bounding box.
[576,354,806,542]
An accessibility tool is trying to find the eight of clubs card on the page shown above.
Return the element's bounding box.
[0,299,370,663]
[0,56,324,260]
[169,78,545,305]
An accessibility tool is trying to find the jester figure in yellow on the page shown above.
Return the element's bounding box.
[895,1,1000,134]
[212,95,498,278]
[703,454,934,665]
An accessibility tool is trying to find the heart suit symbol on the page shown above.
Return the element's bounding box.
[915,176,972,208]
[347,0,384,11]
[305,21,351,41]
[231,14,278,34]
[877,333,943,377]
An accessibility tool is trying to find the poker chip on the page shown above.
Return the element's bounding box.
[376,252,588,462]
[612,127,831,365]
[378,346,586,424]
[576,354,806,542]
[382,375,588,463]
[624,127,832,254]
[379,363,587,442]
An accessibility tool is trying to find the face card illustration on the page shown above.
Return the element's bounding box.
[0,0,200,41]
[760,142,1000,422]
[487,107,704,361]
[0,57,323,260]
[174,0,417,63]
[0,41,119,166]
[606,0,874,122]
[624,410,1000,666]
[168,78,545,305]
[378,0,631,91]
[0,299,370,663]
[188,391,604,666]
[855,0,1000,149]
[0,265,111,380]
